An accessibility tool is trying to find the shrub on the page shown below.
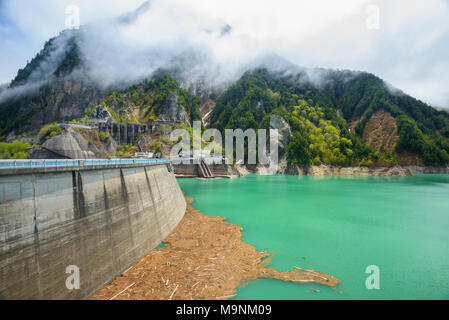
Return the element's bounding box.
[0,141,31,159]
[38,122,61,141]
[98,131,110,142]
[116,144,138,158]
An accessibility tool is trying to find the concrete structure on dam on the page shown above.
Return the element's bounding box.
[0,160,186,300]
[173,162,239,178]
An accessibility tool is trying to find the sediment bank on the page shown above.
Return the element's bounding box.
[91,197,340,300]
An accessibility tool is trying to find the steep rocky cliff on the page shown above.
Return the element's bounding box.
[31,127,106,159]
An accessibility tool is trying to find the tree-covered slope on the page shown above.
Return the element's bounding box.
[9,30,82,88]
[86,74,202,125]
[1,24,448,167]
[0,30,89,138]
[210,69,449,166]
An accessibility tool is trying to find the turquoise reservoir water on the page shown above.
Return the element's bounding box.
[178,174,449,300]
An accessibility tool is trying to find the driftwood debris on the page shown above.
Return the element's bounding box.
[91,198,340,300]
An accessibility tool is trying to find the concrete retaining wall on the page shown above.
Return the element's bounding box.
[173,163,238,178]
[0,165,186,300]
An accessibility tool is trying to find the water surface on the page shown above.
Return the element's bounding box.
[178,174,449,300]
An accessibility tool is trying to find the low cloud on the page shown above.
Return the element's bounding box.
[1,0,449,108]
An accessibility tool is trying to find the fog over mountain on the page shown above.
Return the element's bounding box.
[1,0,449,108]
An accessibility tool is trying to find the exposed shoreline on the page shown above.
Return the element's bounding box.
[174,163,449,179]
[239,164,449,177]
[91,197,340,300]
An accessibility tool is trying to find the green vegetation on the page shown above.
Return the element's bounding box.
[0,104,45,136]
[282,102,354,165]
[396,116,449,165]
[116,144,138,158]
[148,139,164,153]
[0,141,31,159]
[211,69,449,166]
[0,33,81,136]
[93,75,202,124]
[211,70,373,165]
[9,38,57,87]
[334,73,449,165]
[10,33,81,87]
[2,47,449,167]
[98,131,110,142]
[38,122,62,141]
[277,100,377,166]
[54,39,81,77]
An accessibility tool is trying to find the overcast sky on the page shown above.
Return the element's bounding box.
[1,0,448,108]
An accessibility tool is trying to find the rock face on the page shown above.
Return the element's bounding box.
[32,80,103,129]
[283,165,414,176]
[362,110,399,153]
[137,135,152,152]
[269,114,291,173]
[160,93,190,124]
[0,79,104,138]
[34,127,105,159]
[270,114,291,160]
[88,105,115,123]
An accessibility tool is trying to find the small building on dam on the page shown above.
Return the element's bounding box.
[0,159,186,300]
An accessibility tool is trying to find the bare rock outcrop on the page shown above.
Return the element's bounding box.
[270,114,291,159]
[362,109,399,153]
[88,105,115,123]
[33,127,105,159]
[160,93,190,124]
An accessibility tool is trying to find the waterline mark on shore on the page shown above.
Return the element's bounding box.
[365,265,380,290]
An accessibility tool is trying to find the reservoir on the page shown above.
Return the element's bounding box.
[178,174,449,300]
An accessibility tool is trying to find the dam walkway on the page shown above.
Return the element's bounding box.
[0,158,172,176]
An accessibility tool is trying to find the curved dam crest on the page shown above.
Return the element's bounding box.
[0,164,186,300]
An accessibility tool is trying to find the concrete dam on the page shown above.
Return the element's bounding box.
[0,160,186,299]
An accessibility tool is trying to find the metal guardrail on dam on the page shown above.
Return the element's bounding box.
[0,158,173,176]
[0,158,170,169]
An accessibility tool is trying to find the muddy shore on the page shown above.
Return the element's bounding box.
[91,197,340,300]
[239,163,449,177]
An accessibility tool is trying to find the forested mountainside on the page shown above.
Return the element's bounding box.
[211,69,449,166]
[1,25,449,166]
[0,29,99,137]
[0,28,213,139]
[88,74,203,125]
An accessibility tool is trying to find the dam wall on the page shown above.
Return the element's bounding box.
[0,164,186,300]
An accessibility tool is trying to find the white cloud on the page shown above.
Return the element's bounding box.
[1,0,449,108]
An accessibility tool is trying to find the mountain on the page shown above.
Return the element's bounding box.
[1,5,448,166]
[210,68,449,166]
[0,28,103,140]
[0,29,223,141]
[86,74,203,125]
